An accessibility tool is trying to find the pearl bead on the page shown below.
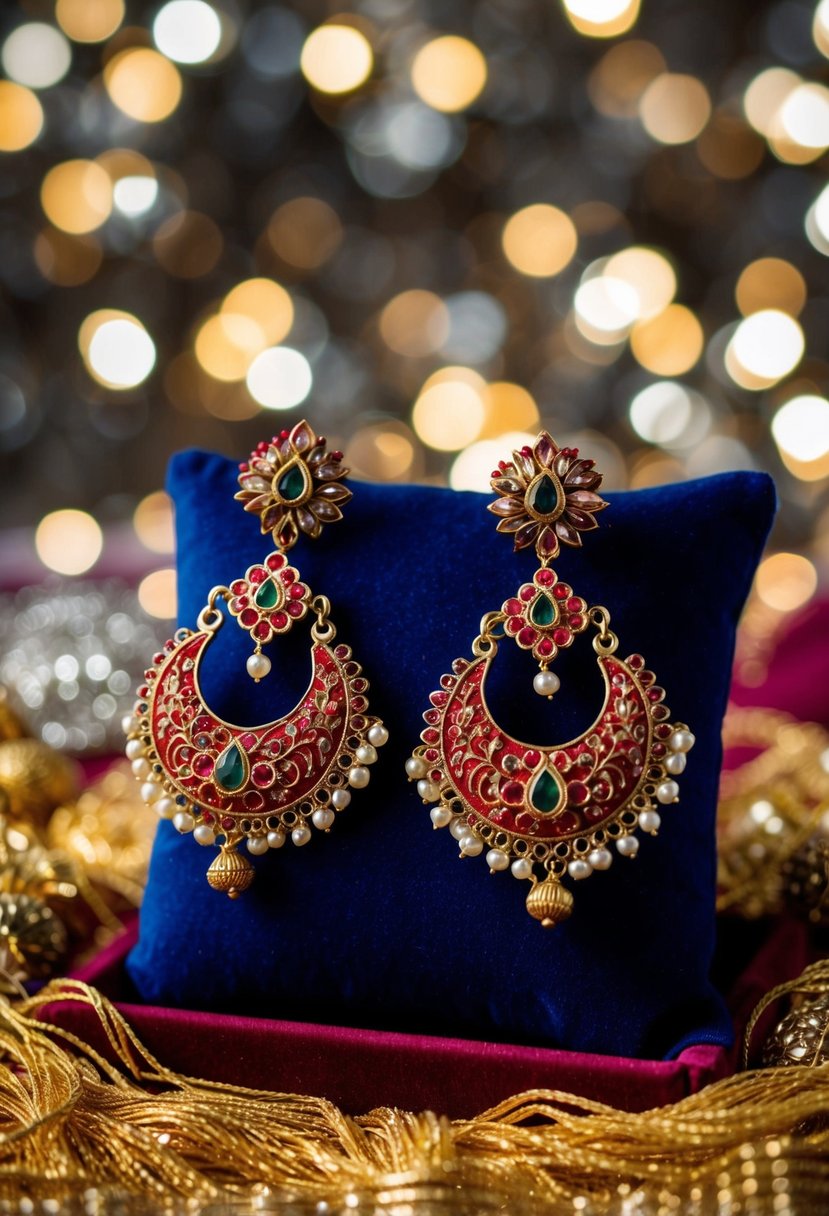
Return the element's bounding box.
[486,848,509,872]
[355,744,377,765]
[588,848,612,870]
[348,766,370,788]
[132,758,151,780]
[126,739,145,761]
[639,809,661,833]
[292,825,311,847]
[267,830,286,849]
[533,670,561,698]
[665,752,686,775]
[568,858,593,880]
[247,835,269,855]
[459,834,483,857]
[669,729,695,753]
[368,724,389,747]
[122,714,138,736]
[405,757,428,779]
[312,807,335,830]
[616,835,639,857]
[194,824,215,846]
[449,818,468,841]
[173,811,195,834]
[511,858,533,880]
[656,780,679,805]
[331,789,351,810]
[155,798,176,820]
[140,781,161,804]
[430,806,452,828]
[246,652,271,682]
[417,779,440,802]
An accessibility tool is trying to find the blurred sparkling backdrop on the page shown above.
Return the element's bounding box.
[0,0,828,637]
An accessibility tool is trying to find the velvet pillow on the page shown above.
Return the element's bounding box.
[128,452,774,1058]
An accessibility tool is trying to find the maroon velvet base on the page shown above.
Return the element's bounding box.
[33,917,809,1117]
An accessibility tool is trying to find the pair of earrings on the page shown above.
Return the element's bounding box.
[127,421,694,925]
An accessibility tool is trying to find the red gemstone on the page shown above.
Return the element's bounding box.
[552,627,571,647]
[514,812,536,833]
[195,716,212,732]
[253,621,271,641]
[537,638,553,657]
[193,754,214,777]
[591,779,610,801]
[335,645,350,659]
[287,602,304,617]
[201,810,213,823]
[628,654,645,670]
[518,626,537,646]
[230,597,249,613]
[249,567,267,585]
[505,617,521,636]
[230,581,247,596]
[504,598,523,616]
[324,702,339,716]
[552,584,571,600]
[653,742,666,757]
[568,614,585,630]
[566,597,584,612]
[425,748,439,761]
[240,608,258,628]
[422,728,439,743]
[221,816,235,831]
[567,780,589,805]
[240,733,257,749]
[352,716,365,729]
[153,652,166,665]
[271,611,288,629]
[647,687,665,702]
[423,709,440,725]
[352,696,368,711]
[289,583,306,599]
[244,791,265,811]
[500,780,525,805]
[551,811,578,836]
[430,769,442,782]
[640,670,656,687]
[535,568,555,586]
[524,749,541,767]
[351,677,367,692]
[280,568,296,585]
[655,723,672,738]
[430,690,448,707]
[266,553,286,571]
[584,805,606,823]
[519,584,535,602]
[138,685,149,698]
[251,763,275,788]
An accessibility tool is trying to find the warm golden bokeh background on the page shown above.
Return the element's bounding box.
[1,0,828,634]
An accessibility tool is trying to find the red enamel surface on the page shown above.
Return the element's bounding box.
[149,632,353,821]
[434,653,657,842]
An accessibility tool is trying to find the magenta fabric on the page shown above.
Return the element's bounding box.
[730,598,829,728]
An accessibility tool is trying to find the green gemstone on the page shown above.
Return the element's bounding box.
[528,474,562,517]
[254,578,278,609]
[529,767,563,814]
[215,741,247,792]
[277,465,306,502]
[530,593,556,627]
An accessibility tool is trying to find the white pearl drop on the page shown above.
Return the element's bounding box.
[669,729,695,753]
[533,670,561,697]
[194,824,215,846]
[267,830,286,849]
[616,835,639,857]
[459,834,483,857]
[639,809,661,833]
[140,781,161,804]
[292,825,311,847]
[122,714,138,736]
[486,848,509,872]
[368,724,389,747]
[312,807,335,830]
[355,744,377,765]
[430,806,452,828]
[588,848,612,871]
[511,858,533,880]
[405,756,428,779]
[331,789,351,810]
[665,752,687,775]
[656,780,679,805]
[132,758,151,780]
[417,779,440,802]
[126,739,145,761]
[173,811,195,834]
[568,858,593,880]
[155,798,176,821]
[246,652,272,682]
[247,835,269,855]
[348,766,370,788]
[449,818,468,841]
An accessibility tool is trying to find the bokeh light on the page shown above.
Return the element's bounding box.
[604,247,676,320]
[152,211,223,279]
[195,314,266,382]
[2,23,71,89]
[630,381,694,445]
[736,258,807,317]
[412,373,486,450]
[35,510,103,576]
[639,73,711,144]
[40,161,112,235]
[805,183,829,256]
[104,48,183,123]
[222,279,294,346]
[138,568,177,619]
[300,24,373,95]
[133,491,175,554]
[726,310,805,389]
[588,40,665,117]
[480,383,539,438]
[562,0,640,38]
[246,347,313,410]
[815,0,829,58]
[0,81,43,152]
[79,311,156,390]
[450,433,537,491]
[630,305,704,376]
[410,36,487,113]
[55,0,125,43]
[153,1,223,65]
[34,229,102,286]
[755,553,818,612]
[380,290,449,356]
[502,205,578,278]
[267,197,343,270]
[574,271,639,345]
[772,394,829,468]
[743,68,800,137]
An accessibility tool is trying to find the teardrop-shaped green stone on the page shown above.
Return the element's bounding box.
[215,741,247,791]
[530,593,556,627]
[254,578,278,609]
[277,465,306,502]
[529,767,564,814]
[527,474,562,517]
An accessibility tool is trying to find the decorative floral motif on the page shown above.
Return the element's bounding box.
[227,551,311,645]
[488,431,608,561]
[235,419,352,551]
[501,566,588,662]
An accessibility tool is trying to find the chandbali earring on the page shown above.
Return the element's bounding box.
[125,420,388,898]
[405,431,694,928]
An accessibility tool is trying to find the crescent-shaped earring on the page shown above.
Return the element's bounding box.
[125,420,388,898]
[405,431,694,928]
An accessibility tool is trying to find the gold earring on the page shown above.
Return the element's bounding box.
[405,431,694,928]
[125,421,388,898]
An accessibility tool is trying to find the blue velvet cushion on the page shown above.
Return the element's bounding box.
[128,451,775,1058]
